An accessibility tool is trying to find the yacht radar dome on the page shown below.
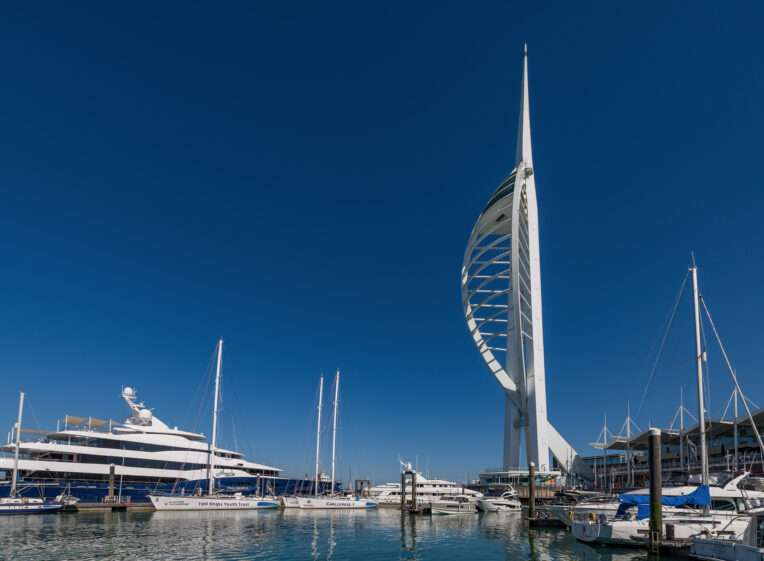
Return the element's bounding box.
[123,387,135,397]
[138,409,152,422]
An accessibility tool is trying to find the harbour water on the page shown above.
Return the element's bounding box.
[0,509,684,561]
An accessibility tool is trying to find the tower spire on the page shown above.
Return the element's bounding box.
[515,44,533,167]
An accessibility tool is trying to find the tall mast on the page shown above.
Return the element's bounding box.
[209,338,223,496]
[602,412,608,489]
[734,386,739,470]
[626,402,632,487]
[690,262,709,487]
[11,392,24,498]
[315,375,324,493]
[331,370,340,494]
[679,388,685,471]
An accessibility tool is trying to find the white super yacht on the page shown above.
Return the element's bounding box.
[370,462,483,505]
[0,385,313,503]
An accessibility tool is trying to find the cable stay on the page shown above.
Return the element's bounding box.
[635,271,689,421]
[698,294,764,463]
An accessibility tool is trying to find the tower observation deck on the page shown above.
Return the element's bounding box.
[461,47,593,481]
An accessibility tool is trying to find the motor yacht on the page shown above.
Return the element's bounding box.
[431,495,478,515]
[0,386,314,503]
[476,487,521,512]
[370,461,483,505]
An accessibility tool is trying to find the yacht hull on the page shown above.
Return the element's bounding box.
[0,501,62,515]
[149,495,279,511]
[295,496,378,509]
[477,499,521,512]
[691,539,764,561]
[573,516,751,546]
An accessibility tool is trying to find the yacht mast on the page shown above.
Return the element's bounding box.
[315,375,323,493]
[209,338,223,496]
[10,392,24,498]
[626,402,632,487]
[690,262,709,487]
[679,388,685,471]
[331,370,340,494]
[733,387,739,470]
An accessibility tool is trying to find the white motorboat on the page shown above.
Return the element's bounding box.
[431,495,478,515]
[150,340,279,511]
[0,393,61,515]
[691,508,764,561]
[476,487,521,512]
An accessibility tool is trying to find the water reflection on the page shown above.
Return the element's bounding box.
[476,511,665,561]
[399,512,418,560]
[0,509,678,561]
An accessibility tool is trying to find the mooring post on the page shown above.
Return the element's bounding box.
[108,463,115,502]
[411,470,417,510]
[528,461,536,519]
[649,428,662,551]
[400,471,406,510]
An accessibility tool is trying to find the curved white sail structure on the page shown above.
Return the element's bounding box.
[461,47,593,480]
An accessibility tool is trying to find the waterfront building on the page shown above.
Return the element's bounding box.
[585,407,764,489]
[461,48,593,481]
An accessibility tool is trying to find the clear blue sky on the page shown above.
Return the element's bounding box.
[1,2,763,484]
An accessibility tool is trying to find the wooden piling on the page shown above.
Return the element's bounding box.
[528,461,536,519]
[411,470,417,511]
[648,428,662,552]
[108,463,115,501]
[400,471,406,510]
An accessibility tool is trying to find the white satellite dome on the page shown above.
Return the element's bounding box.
[123,387,135,397]
[138,409,152,421]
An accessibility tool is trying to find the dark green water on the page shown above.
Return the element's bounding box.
[0,509,686,560]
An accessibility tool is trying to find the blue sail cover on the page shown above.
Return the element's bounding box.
[615,485,711,520]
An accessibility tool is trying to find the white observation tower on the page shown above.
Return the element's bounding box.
[461,47,593,480]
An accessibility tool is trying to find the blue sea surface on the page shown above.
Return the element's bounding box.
[0,509,680,560]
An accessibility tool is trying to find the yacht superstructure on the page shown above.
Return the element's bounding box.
[0,387,310,503]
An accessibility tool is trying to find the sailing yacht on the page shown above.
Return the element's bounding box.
[149,339,279,511]
[295,372,378,509]
[573,262,764,546]
[0,393,61,515]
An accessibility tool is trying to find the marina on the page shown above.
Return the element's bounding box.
[0,508,689,561]
[2,2,763,559]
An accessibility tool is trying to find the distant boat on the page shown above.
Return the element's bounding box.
[370,461,483,505]
[476,487,521,512]
[295,372,377,509]
[149,339,279,511]
[431,495,478,515]
[0,393,61,515]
